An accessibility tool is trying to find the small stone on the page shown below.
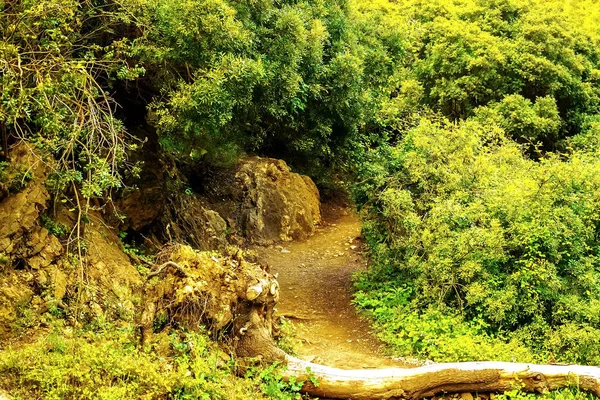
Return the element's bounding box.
[280,248,290,253]
[461,393,474,400]
[36,271,49,286]
[350,245,358,250]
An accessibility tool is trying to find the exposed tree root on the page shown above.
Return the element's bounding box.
[283,356,600,399]
[139,244,284,361]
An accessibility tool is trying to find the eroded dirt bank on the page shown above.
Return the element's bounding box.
[255,205,407,370]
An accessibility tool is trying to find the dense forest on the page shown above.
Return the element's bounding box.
[1,0,600,398]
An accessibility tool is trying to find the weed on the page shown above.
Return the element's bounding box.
[41,214,68,237]
[0,161,32,194]
[0,324,268,400]
[276,317,301,356]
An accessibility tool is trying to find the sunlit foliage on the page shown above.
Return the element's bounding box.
[353,118,600,364]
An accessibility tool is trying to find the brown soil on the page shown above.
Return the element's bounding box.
[254,205,408,370]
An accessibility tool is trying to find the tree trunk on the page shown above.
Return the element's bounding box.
[283,355,600,399]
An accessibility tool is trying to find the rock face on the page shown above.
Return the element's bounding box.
[117,182,229,251]
[0,145,63,335]
[115,132,320,248]
[157,194,229,251]
[0,144,140,335]
[235,157,321,245]
[113,129,228,251]
[0,145,62,271]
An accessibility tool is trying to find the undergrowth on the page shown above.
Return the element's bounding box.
[353,278,600,400]
[0,322,311,400]
[353,277,539,363]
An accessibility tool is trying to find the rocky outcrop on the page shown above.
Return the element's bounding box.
[236,157,321,244]
[0,144,140,336]
[0,145,63,335]
[116,186,166,231]
[117,181,228,252]
[113,135,169,232]
[207,157,321,245]
[0,145,62,271]
[117,156,321,248]
[154,193,229,251]
[113,129,228,251]
[115,132,320,248]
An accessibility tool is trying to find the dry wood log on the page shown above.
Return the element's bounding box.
[283,355,600,400]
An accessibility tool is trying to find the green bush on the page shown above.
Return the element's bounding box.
[395,0,600,138]
[119,0,413,175]
[353,117,600,364]
[474,95,561,145]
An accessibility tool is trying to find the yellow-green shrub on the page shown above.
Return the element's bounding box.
[353,118,600,364]
[0,325,264,400]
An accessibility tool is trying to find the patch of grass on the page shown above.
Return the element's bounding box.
[354,279,600,400]
[0,325,262,399]
[244,362,317,400]
[0,323,315,400]
[353,279,539,363]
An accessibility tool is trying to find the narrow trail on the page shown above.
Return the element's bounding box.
[255,205,408,370]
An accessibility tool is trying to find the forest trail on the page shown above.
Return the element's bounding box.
[255,205,408,370]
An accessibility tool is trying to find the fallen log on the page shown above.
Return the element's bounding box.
[283,355,600,399]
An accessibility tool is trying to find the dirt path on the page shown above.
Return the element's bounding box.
[255,205,408,370]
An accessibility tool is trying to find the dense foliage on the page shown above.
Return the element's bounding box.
[353,119,600,363]
[0,0,144,197]
[130,0,410,172]
[348,0,600,365]
[401,0,600,132]
[3,0,600,385]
